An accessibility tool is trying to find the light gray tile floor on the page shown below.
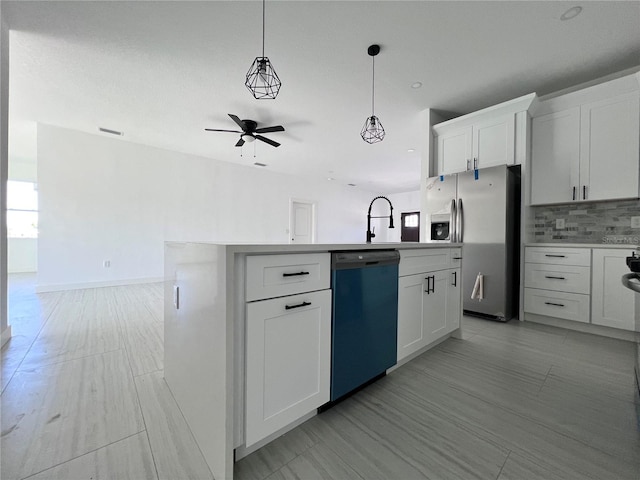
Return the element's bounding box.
[2,275,638,479]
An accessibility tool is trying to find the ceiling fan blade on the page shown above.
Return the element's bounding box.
[204,129,242,133]
[255,135,280,148]
[235,138,245,147]
[254,125,285,134]
[228,114,246,131]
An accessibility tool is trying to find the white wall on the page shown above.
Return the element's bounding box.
[371,190,421,243]
[38,124,380,291]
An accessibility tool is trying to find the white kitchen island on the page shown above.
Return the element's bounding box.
[164,242,463,480]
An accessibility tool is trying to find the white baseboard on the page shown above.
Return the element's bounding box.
[36,276,164,293]
[524,312,637,342]
[1,325,12,347]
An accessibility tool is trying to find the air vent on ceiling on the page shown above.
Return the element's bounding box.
[98,127,124,136]
[348,183,357,187]
[254,162,267,167]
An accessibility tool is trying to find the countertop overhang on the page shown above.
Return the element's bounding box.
[165,241,463,255]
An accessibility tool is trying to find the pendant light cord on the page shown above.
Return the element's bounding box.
[262,0,266,58]
[371,55,375,116]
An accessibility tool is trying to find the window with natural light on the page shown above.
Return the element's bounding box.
[7,180,39,238]
[403,213,419,228]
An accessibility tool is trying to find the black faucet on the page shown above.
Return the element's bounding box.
[366,196,394,243]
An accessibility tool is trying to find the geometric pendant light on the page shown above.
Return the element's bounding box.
[360,44,385,144]
[245,0,281,99]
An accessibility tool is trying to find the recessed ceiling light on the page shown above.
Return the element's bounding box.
[254,162,267,167]
[560,6,582,21]
[411,82,422,89]
[407,148,415,153]
[98,127,123,136]
[327,177,335,181]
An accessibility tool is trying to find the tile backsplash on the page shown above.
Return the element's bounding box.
[528,198,640,245]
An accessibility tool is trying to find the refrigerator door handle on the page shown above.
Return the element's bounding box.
[450,199,457,242]
[457,198,464,243]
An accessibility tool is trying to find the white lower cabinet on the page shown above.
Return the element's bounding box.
[245,289,331,447]
[397,266,460,362]
[524,246,636,332]
[591,248,636,331]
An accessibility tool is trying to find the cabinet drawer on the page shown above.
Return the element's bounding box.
[524,263,590,294]
[450,248,463,268]
[246,253,330,301]
[524,288,590,323]
[525,247,590,267]
[400,248,451,276]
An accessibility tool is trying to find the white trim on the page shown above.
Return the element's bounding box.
[1,325,11,347]
[36,276,164,293]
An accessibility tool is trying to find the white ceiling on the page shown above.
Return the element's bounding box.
[6,1,640,193]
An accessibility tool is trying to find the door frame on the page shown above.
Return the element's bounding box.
[289,198,317,244]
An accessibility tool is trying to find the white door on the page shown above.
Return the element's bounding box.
[290,201,315,244]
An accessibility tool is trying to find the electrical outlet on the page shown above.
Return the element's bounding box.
[631,216,640,229]
[555,218,565,229]
[103,260,111,268]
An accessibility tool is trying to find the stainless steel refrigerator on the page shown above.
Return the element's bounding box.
[424,164,520,321]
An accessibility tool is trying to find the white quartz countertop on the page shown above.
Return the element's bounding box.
[165,241,462,254]
[526,243,638,250]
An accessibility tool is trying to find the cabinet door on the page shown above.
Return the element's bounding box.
[424,270,449,344]
[397,274,426,362]
[591,249,636,331]
[530,108,580,205]
[472,113,515,169]
[446,269,461,334]
[580,92,640,202]
[245,289,330,447]
[437,126,473,175]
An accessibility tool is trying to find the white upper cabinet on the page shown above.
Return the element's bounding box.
[436,126,472,175]
[580,93,640,202]
[530,74,640,206]
[472,113,516,170]
[530,108,580,204]
[433,93,535,176]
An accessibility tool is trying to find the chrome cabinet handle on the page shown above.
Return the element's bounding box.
[473,157,478,170]
[285,301,311,310]
[466,159,471,171]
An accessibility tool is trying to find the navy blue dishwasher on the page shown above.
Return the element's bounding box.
[330,250,399,402]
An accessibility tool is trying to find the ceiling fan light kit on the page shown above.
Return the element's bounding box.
[205,114,285,148]
[361,44,385,144]
[246,0,281,99]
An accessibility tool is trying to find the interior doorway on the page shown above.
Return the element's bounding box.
[401,211,420,242]
[289,199,316,244]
